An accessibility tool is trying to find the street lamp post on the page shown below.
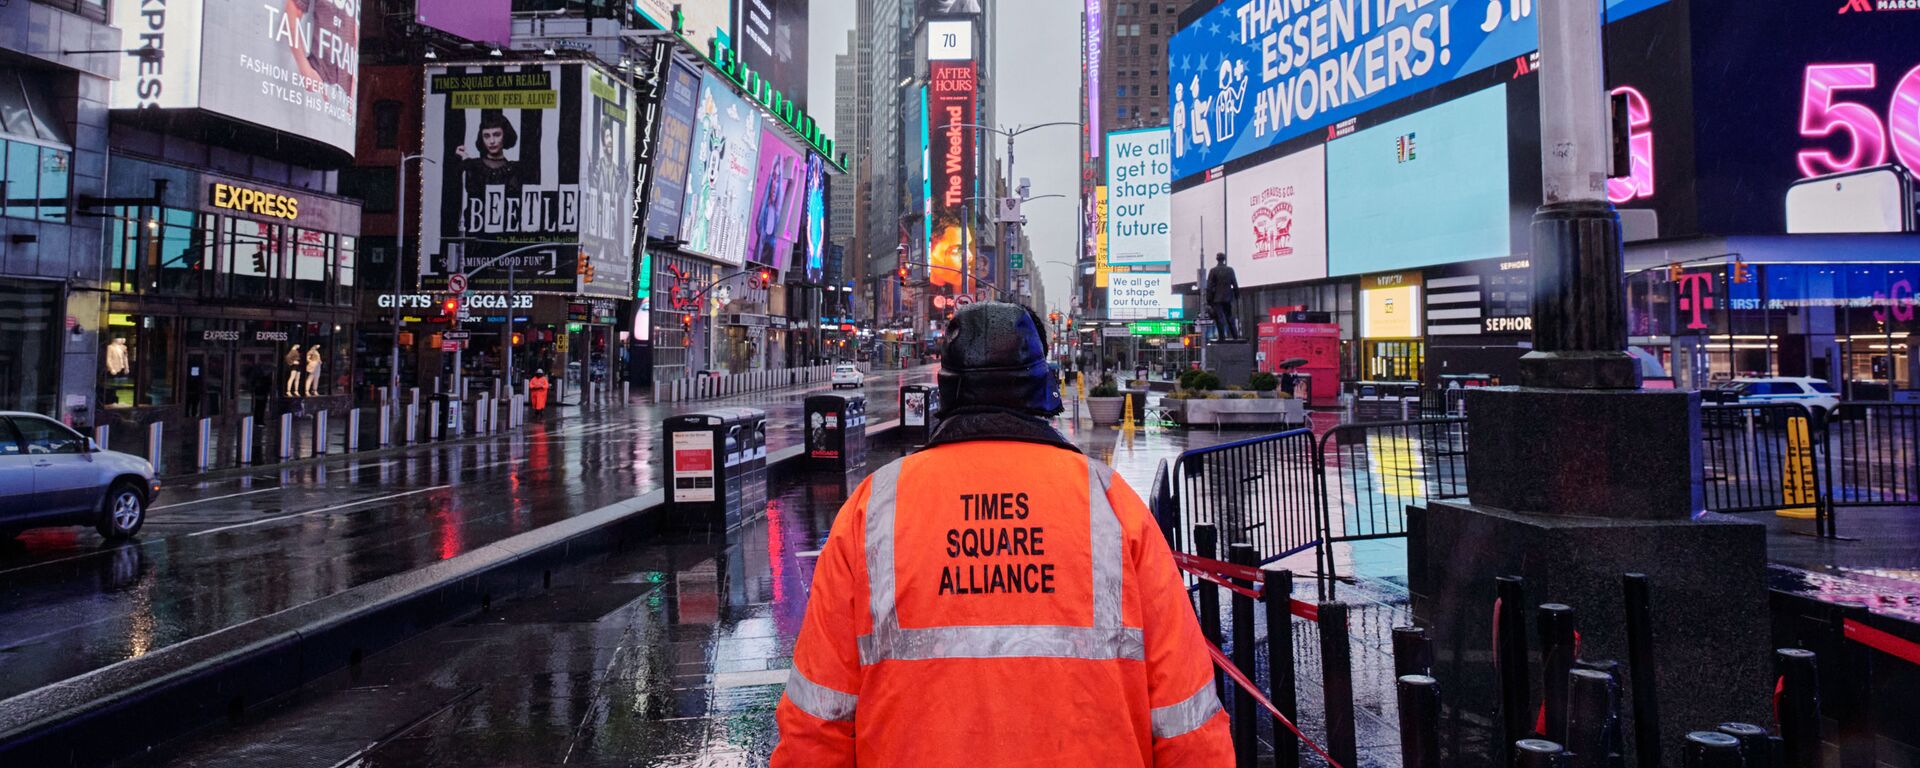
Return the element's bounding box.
[392,154,432,408]
[950,121,1080,298]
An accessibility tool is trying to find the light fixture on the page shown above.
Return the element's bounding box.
[489,47,504,58]
[424,49,438,60]
[542,46,557,57]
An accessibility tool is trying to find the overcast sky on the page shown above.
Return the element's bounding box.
[810,0,1083,312]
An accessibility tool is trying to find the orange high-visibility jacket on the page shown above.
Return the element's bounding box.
[773,440,1232,767]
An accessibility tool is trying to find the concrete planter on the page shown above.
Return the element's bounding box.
[1087,396,1127,425]
[1166,396,1305,428]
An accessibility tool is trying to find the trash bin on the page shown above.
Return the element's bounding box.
[663,407,767,529]
[805,393,868,471]
[899,384,940,444]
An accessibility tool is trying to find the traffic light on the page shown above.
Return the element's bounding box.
[1732,260,1752,284]
[442,297,460,317]
[1048,311,1061,326]
[1666,263,1684,282]
[510,332,524,346]
[897,266,909,285]
[760,268,775,288]
[578,249,595,284]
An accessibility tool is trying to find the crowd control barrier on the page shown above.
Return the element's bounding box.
[651,364,852,403]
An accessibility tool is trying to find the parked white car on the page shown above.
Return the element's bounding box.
[831,364,866,390]
[0,412,157,540]
[1723,377,1841,419]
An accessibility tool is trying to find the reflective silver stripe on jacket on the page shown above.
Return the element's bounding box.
[859,455,1136,663]
[1150,682,1223,739]
[785,667,859,722]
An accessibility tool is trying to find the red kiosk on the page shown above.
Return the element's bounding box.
[1256,307,1341,408]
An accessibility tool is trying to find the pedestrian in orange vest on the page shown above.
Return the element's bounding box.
[528,370,551,413]
[773,302,1232,767]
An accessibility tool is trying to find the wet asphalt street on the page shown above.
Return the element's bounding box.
[0,366,937,704]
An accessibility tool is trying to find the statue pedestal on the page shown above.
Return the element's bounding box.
[1410,387,1772,761]
[1202,339,1253,386]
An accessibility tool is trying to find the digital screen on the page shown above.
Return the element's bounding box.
[1167,0,1669,182]
[1327,85,1510,276]
[679,74,763,265]
[1107,273,1177,320]
[1170,175,1225,285]
[747,127,806,271]
[1362,284,1422,339]
[928,20,974,60]
[417,0,509,46]
[1225,145,1328,287]
[1105,128,1174,266]
[646,61,703,241]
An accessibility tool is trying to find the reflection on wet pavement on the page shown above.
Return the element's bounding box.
[0,368,934,704]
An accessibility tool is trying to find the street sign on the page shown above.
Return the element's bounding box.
[443,330,472,341]
[1129,321,1183,336]
[440,340,461,352]
[447,274,468,295]
[1009,252,1025,270]
[1101,325,1131,338]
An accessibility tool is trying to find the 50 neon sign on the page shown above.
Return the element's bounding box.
[1797,62,1920,178]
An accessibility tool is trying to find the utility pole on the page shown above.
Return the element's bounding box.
[392,154,431,408]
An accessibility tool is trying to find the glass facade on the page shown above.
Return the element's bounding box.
[0,278,63,414]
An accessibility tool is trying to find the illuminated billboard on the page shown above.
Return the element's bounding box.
[1326,86,1510,277]
[1226,145,1328,287]
[680,74,763,265]
[928,20,974,61]
[1105,128,1173,266]
[748,128,806,271]
[416,0,509,45]
[1108,273,1177,320]
[646,60,703,241]
[113,0,361,154]
[419,62,635,297]
[1171,174,1225,285]
[929,60,978,291]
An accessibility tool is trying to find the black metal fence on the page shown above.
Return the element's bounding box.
[1702,401,1920,538]
[1156,429,1324,567]
[1316,418,1468,588]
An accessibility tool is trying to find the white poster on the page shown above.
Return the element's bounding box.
[1105,128,1174,266]
[1225,145,1328,288]
[1170,176,1225,285]
[115,0,361,154]
[1107,273,1176,320]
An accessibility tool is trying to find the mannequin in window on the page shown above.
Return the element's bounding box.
[286,345,304,398]
[305,346,324,397]
[106,338,131,377]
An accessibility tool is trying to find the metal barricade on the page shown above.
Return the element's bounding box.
[1315,418,1468,589]
[1157,429,1324,571]
[1823,402,1920,517]
[1698,402,1825,521]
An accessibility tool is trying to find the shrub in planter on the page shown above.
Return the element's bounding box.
[1178,369,1222,392]
[1248,372,1279,392]
[1090,382,1121,398]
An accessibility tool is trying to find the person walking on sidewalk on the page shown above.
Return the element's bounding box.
[773,302,1232,767]
[528,370,551,414]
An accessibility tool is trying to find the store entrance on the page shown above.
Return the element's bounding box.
[1363,339,1425,381]
[184,349,230,418]
[236,348,278,419]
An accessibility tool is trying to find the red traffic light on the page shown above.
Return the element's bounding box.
[442,298,460,315]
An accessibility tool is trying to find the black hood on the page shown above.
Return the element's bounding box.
[937,302,1063,418]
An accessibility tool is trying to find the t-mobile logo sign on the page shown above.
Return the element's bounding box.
[1675,272,1716,330]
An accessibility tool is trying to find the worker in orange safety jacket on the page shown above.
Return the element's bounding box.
[773,302,1232,767]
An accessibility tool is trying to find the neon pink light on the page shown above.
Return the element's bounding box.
[1607,86,1654,204]
[1798,63,1887,178]
[1891,64,1920,175]
[1874,279,1915,324]
[1675,272,1716,331]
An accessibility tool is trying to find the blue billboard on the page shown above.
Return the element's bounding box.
[1169,0,1667,182]
[1326,85,1510,276]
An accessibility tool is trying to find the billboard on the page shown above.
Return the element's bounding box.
[419,63,634,296]
[633,0,732,41]
[1689,0,1920,235]
[923,0,983,15]
[1085,0,1102,159]
[929,60,978,291]
[928,20,974,61]
[1168,0,1669,181]
[647,60,702,241]
[1327,86,1510,276]
[1108,273,1178,320]
[804,154,828,283]
[736,0,809,108]
[1226,145,1329,287]
[416,0,509,45]
[748,128,807,271]
[1105,128,1174,266]
[1171,175,1225,284]
[113,0,362,154]
[680,74,763,265]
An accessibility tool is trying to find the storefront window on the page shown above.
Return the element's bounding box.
[229,218,281,299]
[3,139,39,219]
[0,278,62,414]
[293,229,332,303]
[337,236,357,303]
[156,208,210,296]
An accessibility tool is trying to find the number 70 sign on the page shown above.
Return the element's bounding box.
[1797,62,1920,178]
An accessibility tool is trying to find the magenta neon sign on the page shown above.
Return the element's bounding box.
[1797,62,1920,178]
[1675,272,1716,331]
[1607,86,1654,204]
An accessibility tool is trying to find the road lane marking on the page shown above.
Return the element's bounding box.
[152,485,284,511]
[188,485,454,537]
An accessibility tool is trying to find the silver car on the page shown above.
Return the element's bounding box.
[0,412,158,540]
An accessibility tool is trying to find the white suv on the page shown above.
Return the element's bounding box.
[1724,377,1841,419]
[831,364,865,390]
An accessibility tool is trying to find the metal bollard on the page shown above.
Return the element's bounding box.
[1775,648,1821,768]
[476,395,489,434]
[451,400,464,437]
[1495,576,1533,761]
[623,381,630,403]
[405,402,419,443]
[429,400,441,441]
[1228,543,1257,768]
[147,422,164,475]
[1318,600,1357,768]
[490,397,500,433]
[347,408,362,452]
[1623,573,1662,768]
[1538,603,1577,743]
[1716,722,1771,768]
[1194,525,1224,701]
[1264,568,1300,768]
[239,416,254,465]
[1395,675,1442,768]
[314,410,329,455]
[1392,626,1432,678]
[279,413,294,460]
[197,418,212,471]
[1563,668,1621,768]
[1514,739,1568,768]
[94,424,110,451]
[1683,731,1743,768]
